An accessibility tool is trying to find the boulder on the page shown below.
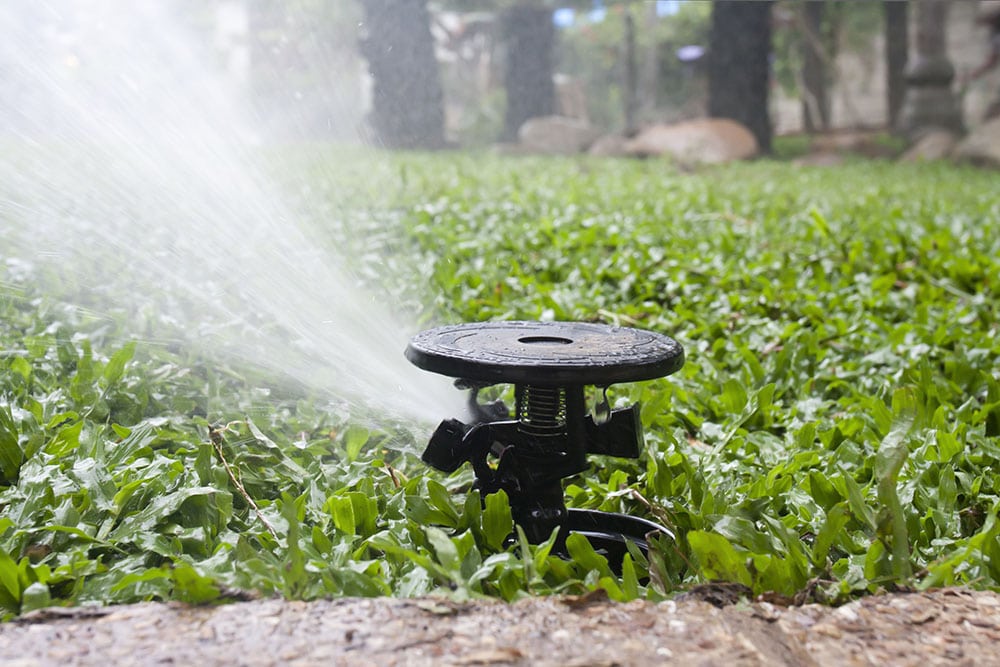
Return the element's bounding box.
[952,117,1000,168]
[900,129,960,162]
[792,152,846,168]
[623,118,758,164]
[587,133,629,157]
[517,115,601,155]
[811,130,901,159]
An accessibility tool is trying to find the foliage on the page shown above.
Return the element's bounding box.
[771,1,883,96]
[433,1,711,141]
[177,0,366,140]
[556,2,711,130]
[434,0,593,13]
[3,152,1000,619]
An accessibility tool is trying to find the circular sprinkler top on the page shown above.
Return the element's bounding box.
[405,320,684,387]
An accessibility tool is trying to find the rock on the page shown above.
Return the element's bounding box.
[492,142,531,156]
[623,118,758,164]
[953,117,1000,167]
[900,129,959,162]
[792,152,846,167]
[587,133,629,157]
[810,130,901,159]
[517,115,601,155]
[811,131,874,152]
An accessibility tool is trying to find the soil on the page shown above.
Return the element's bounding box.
[3,587,1000,666]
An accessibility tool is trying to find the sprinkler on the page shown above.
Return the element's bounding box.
[405,320,684,568]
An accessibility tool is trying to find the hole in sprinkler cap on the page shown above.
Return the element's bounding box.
[518,336,573,345]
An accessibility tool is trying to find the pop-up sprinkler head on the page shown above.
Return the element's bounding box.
[405,321,684,568]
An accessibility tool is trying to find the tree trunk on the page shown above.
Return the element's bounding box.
[883,0,908,130]
[639,3,660,119]
[707,0,773,153]
[501,5,555,142]
[623,10,639,137]
[359,0,445,149]
[801,1,830,133]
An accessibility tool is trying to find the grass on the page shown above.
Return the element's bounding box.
[2,151,999,617]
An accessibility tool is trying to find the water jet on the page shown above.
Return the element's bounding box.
[0,1,460,426]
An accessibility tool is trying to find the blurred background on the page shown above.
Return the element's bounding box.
[6,1,999,156]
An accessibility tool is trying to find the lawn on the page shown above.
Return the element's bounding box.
[2,151,999,618]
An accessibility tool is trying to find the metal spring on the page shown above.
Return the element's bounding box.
[516,385,566,436]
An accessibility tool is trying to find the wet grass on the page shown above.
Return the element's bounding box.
[2,153,999,616]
